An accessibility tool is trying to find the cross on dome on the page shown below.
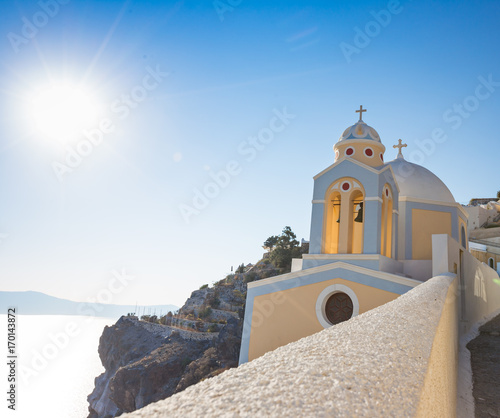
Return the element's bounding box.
[355,105,366,121]
[393,139,407,159]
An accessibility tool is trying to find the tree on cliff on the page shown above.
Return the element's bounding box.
[263,235,279,251]
[265,226,302,272]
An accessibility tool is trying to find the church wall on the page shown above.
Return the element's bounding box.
[335,141,386,168]
[397,202,408,260]
[403,260,433,281]
[239,265,419,364]
[247,277,401,362]
[378,169,399,210]
[392,210,399,259]
[431,234,460,278]
[402,202,458,260]
[310,159,399,256]
[309,201,325,254]
[363,198,382,254]
[302,255,380,270]
[378,255,405,275]
[313,160,379,200]
[412,209,452,260]
[301,254,404,275]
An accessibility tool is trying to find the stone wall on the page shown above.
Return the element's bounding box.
[124,275,457,418]
[123,235,500,418]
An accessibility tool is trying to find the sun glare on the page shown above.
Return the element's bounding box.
[31,83,99,143]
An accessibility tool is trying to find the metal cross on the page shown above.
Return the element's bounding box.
[393,139,407,158]
[355,105,366,121]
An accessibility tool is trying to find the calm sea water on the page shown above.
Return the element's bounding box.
[1,315,117,418]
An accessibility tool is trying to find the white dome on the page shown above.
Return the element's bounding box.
[387,157,456,204]
[338,120,381,143]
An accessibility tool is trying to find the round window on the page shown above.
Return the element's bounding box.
[364,147,373,157]
[345,147,355,156]
[325,292,353,325]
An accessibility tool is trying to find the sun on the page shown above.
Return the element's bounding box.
[31,83,99,143]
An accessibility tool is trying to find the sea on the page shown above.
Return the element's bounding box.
[1,314,117,418]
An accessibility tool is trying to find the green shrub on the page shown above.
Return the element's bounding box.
[207,294,220,308]
[244,272,258,283]
[233,289,244,302]
[198,306,212,319]
[207,324,219,333]
[199,284,209,290]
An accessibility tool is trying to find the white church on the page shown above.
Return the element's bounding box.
[240,106,469,363]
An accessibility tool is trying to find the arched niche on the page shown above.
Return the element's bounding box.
[323,178,365,254]
[381,184,393,258]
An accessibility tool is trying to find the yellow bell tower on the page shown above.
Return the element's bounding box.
[333,106,386,167]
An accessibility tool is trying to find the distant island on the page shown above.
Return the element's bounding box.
[0,291,178,318]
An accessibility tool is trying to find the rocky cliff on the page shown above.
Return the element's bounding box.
[88,261,279,417]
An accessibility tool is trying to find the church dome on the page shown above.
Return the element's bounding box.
[338,120,381,143]
[387,157,456,204]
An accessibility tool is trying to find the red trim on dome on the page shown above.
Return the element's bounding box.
[346,147,354,156]
[364,147,373,157]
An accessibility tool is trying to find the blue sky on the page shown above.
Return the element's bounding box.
[0,0,499,307]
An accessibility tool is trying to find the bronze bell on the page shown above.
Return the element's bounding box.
[354,202,363,223]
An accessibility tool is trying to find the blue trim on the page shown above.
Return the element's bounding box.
[250,268,413,296]
[302,258,380,270]
[239,266,414,364]
[404,202,458,259]
[310,159,400,256]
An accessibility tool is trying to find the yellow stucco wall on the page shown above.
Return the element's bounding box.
[416,277,458,417]
[335,142,385,167]
[412,209,452,260]
[248,278,401,362]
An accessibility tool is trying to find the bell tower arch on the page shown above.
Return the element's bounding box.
[323,178,365,254]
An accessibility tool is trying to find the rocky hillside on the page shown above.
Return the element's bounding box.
[88,260,280,417]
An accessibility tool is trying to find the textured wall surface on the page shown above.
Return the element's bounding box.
[125,275,455,418]
[416,276,458,417]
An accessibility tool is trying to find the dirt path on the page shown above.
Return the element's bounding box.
[467,313,500,417]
